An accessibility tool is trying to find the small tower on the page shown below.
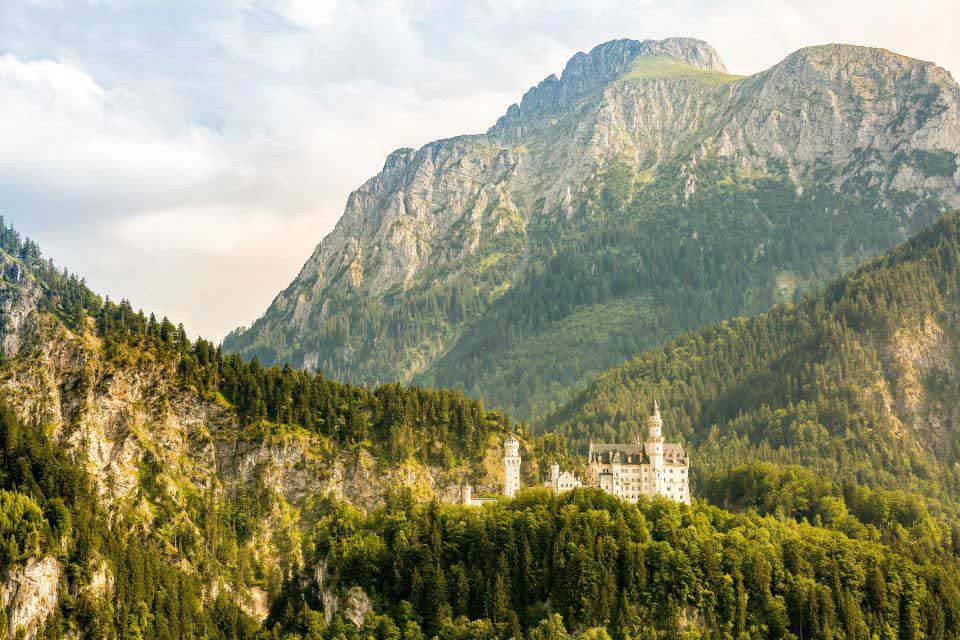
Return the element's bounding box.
[647,400,665,493]
[503,435,521,498]
[549,461,560,491]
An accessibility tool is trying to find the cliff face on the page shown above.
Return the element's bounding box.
[224,37,960,419]
[0,557,60,640]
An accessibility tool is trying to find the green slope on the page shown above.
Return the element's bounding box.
[0,221,519,638]
[7,219,960,639]
[269,487,960,640]
[542,211,960,512]
[420,155,953,419]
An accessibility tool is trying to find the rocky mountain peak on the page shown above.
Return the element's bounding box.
[766,43,951,82]
[488,37,726,143]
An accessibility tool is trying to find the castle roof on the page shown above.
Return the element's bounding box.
[588,442,688,465]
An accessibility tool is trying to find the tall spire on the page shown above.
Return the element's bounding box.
[647,399,663,442]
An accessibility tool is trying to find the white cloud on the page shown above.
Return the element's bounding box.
[0,0,957,342]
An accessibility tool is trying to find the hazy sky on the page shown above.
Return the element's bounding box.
[1,0,957,340]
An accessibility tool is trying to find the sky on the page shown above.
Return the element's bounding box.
[1,0,958,341]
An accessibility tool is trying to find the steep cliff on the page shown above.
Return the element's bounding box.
[224,37,960,419]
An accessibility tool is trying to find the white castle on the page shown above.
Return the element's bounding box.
[545,461,582,493]
[461,402,690,505]
[586,400,690,504]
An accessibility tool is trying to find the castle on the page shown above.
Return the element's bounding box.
[461,401,690,505]
[585,400,690,504]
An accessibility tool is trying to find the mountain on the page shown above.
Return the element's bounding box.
[544,211,960,518]
[224,37,960,419]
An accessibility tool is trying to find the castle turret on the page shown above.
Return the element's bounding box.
[503,435,521,497]
[647,400,665,493]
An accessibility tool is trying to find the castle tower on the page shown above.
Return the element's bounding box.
[647,400,665,494]
[503,435,521,498]
[550,461,560,491]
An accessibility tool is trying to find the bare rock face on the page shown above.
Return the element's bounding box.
[223,37,960,401]
[0,253,40,360]
[343,587,372,627]
[489,37,727,145]
[0,556,61,640]
[313,560,372,627]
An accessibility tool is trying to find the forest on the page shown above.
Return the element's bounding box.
[0,217,513,468]
[266,487,960,640]
[544,210,960,515]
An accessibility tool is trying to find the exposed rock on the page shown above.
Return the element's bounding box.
[343,587,372,627]
[245,587,270,623]
[78,560,114,602]
[313,559,373,627]
[0,252,40,360]
[0,556,61,640]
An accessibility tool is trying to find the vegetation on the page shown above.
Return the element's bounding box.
[225,141,955,423]
[267,487,960,640]
[422,157,950,419]
[544,211,960,516]
[0,400,263,639]
[0,217,513,468]
[617,56,743,85]
[7,211,960,639]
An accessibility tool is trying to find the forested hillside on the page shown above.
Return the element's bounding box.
[268,488,960,640]
[0,219,511,467]
[5,215,960,639]
[0,220,520,638]
[545,211,960,514]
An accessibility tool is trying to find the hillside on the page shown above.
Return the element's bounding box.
[0,221,520,639]
[543,211,960,517]
[224,37,960,420]
[267,488,960,640]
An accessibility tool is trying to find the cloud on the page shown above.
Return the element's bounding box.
[0,0,957,342]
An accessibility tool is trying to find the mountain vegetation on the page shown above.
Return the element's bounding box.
[0,218,511,468]
[4,209,960,639]
[268,488,960,640]
[0,218,521,638]
[544,210,960,521]
[257,210,960,640]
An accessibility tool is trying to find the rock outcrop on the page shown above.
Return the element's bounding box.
[0,556,61,640]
